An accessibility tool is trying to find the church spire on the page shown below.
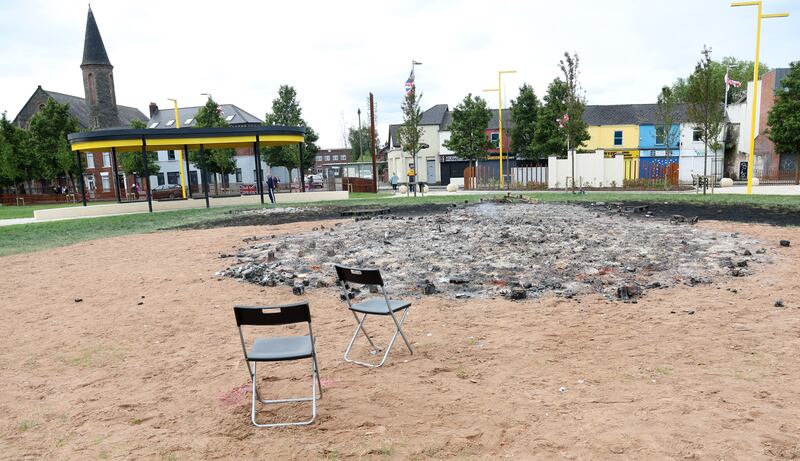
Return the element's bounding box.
[81,5,111,66]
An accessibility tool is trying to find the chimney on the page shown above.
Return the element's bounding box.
[149,102,159,118]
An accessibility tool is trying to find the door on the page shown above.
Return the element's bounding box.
[84,174,96,198]
[426,159,436,184]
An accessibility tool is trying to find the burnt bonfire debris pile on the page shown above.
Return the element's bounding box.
[220,203,767,301]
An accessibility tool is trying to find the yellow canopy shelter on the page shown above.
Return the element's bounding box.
[67,126,306,211]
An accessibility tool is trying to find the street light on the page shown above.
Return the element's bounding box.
[483,70,516,189]
[167,98,188,199]
[201,92,213,101]
[730,1,789,194]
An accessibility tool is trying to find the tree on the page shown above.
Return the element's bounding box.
[188,96,236,194]
[0,112,34,198]
[558,52,590,153]
[655,86,680,154]
[443,93,492,169]
[509,83,541,161]
[28,98,80,190]
[687,46,725,194]
[767,61,800,184]
[117,119,160,182]
[670,56,770,103]
[263,85,319,185]
[348,125,373,163]
[533,78,569,156]
[397,86,424,181]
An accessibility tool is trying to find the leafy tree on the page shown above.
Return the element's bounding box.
[671,56,769,103]
[397,86,424,175]
[443,93,492,169]
[0,112,35,197]
[117,119,160,183]
[687,46,725,193]
[533,79,569,157]
[767,61,800,183]
[348,125,376,163]
[28,98,80,189]
[263,85,319,185]
[655,86,681,154]
[509,83,541,161]
[558,52,590,153]
[189,96,236,194]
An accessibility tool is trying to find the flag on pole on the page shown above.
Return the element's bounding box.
[557,113,570,128]
[725,72,742,88]
[405,68,415,96]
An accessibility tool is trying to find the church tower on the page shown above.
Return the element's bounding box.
[81,6,120,129]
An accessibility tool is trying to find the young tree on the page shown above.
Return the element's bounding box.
[28,98,80,190]
[655,86,680,154]
[533,78,569,157]
[117,119,160,182]
[767,61,800,184]
[509,83,541,161]
[558,52,590,153]
[687,46,725,194]
[189,96,236,194]
[0,112,34,198]
[443,93,492,169]
[397,86,424,180]
[348,125,373,162]
[263,85,320,185]
[670,56,770,103]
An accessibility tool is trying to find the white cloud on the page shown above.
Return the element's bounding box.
[1,0,797,146]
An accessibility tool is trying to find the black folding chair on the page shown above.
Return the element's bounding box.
[233,302,322,427]
[334,264,413,368]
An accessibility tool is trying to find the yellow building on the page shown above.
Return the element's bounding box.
[583,105,643,180]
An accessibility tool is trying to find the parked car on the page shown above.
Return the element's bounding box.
[305,174,325,189]
[151,184,183,199]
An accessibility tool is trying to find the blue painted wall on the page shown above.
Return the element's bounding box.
[639,124,680,157]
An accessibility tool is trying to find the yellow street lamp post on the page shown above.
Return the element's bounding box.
[730,1,789,194]
[484,70,516,189]
[167,98,188,199]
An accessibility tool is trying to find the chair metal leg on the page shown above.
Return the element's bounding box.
[249,360,319,428]
[351,311,379,351]
[344,308,412,368]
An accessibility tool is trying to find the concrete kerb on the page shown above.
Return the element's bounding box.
[32,191,349,222]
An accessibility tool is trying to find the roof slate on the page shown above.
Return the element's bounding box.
[147,104,263,128]
[81,7,111,66]
[44,89,146,128]
[582,103,691,125]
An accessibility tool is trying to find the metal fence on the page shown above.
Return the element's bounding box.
[464,165,548,190]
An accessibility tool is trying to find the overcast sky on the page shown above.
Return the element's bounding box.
[1,0,798,147]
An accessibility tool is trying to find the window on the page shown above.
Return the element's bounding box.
[100,172,110,191]
[167,172,180,185]
[167,150,176,161]
[316,155,322,162]
[225,115,235,122]
[693,128,702,142]
[149,122,159,128]
[184,118,193,125]
[325,155,331,161]
[156,173,165,186]
[86,153,95,169]
[235,168,242,182]
[613,130,623,146]
[103,152,111,167]
[655,126,665,145]
[490,132,500,148]
[166,120,175,127]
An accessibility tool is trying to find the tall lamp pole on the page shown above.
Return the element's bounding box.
[484,70,516,189]
[357,108,363,162]
[167,98,187,199]
[730,1,788,194]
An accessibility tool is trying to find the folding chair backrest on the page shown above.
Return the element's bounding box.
[234,302,311,326]
[334,264,384,287]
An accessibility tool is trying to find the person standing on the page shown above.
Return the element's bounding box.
[390,173,399,191]
[407,165,416,193]
[266,176,276,203]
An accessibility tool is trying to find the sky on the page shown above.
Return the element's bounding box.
[1,0,798,147]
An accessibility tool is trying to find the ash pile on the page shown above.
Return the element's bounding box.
[221,202,766,301]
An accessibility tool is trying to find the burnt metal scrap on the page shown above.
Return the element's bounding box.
[220,203,766,301]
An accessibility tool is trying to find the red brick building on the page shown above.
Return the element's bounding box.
[753,68,794,172]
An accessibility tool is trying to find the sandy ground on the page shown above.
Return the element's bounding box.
[1,218,799,460]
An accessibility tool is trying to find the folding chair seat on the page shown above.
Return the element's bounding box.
[334,264,413,368]
[233,302,322,428]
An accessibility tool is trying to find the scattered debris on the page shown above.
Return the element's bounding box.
[73,298,82,303]
[779,240,790,247]
[775,300,785,308]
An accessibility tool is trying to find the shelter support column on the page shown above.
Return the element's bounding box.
[183,144,191,197]
[254,136,264,204]
[111,147,121,203]
[76,150,87,206]
[142,140,153,213]
[200,144,210,208]
[299,141,305,192]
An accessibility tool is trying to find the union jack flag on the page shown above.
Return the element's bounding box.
[557,113,570,128]
[725,72,742,88]
[405,69,415,96]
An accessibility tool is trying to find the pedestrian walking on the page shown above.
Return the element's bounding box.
[390,173,399,191]
[267,176,276,203]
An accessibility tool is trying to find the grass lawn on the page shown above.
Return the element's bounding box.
[0,202,93,220]
[1,191,798,257]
